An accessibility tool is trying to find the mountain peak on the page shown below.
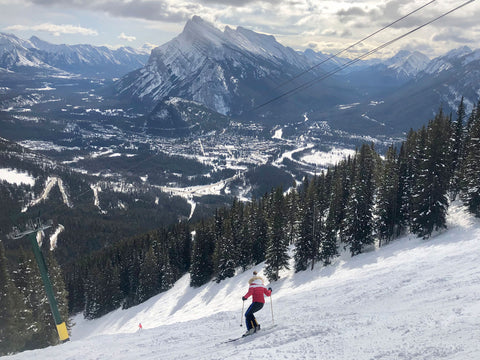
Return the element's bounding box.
[181,16,225,47]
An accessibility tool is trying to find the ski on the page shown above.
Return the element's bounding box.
[219,324,277,345]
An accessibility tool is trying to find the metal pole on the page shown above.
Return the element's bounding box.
[28,232,69,342]
[270,295,274,325]
[8,221,69,343]
[240,300,245,327]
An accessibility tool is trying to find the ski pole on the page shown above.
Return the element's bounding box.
[270,294,274,325]
[240,300,245,327]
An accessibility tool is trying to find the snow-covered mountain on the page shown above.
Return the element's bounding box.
[0,32,54,71]
[0,32,149,77]
[6,203,480,360]
[29,36,148,77]
[116,16,480,136]
[362,45,480,131]
[383,50,430,78]
[114,16,357,121]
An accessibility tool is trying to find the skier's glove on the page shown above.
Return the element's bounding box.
[268,287,272,292]
[242,296,247,301]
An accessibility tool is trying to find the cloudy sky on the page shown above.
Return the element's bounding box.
[1,0,479,58]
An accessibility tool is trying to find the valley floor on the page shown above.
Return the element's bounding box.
[4,204,480,360]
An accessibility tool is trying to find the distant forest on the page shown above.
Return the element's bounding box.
[2,98,480,355]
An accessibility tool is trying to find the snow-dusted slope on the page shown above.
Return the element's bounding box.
[6,203,480,359]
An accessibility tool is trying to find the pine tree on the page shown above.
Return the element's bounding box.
[137,245,160,302]
[396,136,415,234]
[8,248,38,353]
[45,252,70,338]
[190,220,215,287]
[30,251,60,348]
[342,144,376,256]
[376,145,400,246]
[320,206,338,266]
[214,215,236,282]
[65,261,85,314]
[450,97,466,199]
[284,185,300,245]
[327,165,345,232]
[249,198,268,265]
[159,245,175,291]
[294,177,321,272]
[461,103,480,216]
[84,260,122,318]
[0,241,29,355]
[265,187,289,281]
[411,112,451,238]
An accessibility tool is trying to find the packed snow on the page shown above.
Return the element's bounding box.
[4,203,480,360]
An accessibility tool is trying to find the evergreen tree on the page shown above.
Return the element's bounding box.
[8,248,38,352]
[190,220,215,287]
[137,246,160,302]
[214,215,236,282]
[376,145,400,245]
[327,165,346,232]
[249,198,268,265]
[84,260,122,319]
[265,187,289,281]
[0,241,29,355]
[159,244,175,291]
[294,177,321,271]
[45,252,70,338]
[65,262,85,314]
[411,112,451,238]
[450,97,466,199]
[396,137,414,235]
[320,205,339,266]
[284,185,300,245]
[30,251,61,348]
[342,144,376,256]
[461,103,480,216]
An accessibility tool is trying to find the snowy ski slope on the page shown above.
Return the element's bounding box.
[4,203,480,360]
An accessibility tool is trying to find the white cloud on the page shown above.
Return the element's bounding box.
[5,0,480,57]
[118,32,136,42]
[4,23,98,36]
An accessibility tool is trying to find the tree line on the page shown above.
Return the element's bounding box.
[2,98,480,355]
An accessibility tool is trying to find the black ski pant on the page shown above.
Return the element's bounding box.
[245,302,264,330]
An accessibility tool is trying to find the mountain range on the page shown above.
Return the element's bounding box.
[113,16,480,135]
[0,32,149,78]
[2,16,479,136]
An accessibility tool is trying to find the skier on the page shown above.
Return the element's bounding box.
[242,271,272,336]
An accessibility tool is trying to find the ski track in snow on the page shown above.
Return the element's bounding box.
[22,176,72,212]
[5,204,480,360]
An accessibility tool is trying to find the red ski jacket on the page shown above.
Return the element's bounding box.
[243,276,271,303]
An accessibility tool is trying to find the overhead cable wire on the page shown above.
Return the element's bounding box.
[255,0,476,111]
[276,0,438,90]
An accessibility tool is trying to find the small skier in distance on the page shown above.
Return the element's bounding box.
[242,271,272,337]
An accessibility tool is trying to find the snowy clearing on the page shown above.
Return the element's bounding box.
[5,204,480,360]
[301,147,356,168]
[0,168,35,186]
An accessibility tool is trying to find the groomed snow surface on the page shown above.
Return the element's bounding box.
[5,203,480,360]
